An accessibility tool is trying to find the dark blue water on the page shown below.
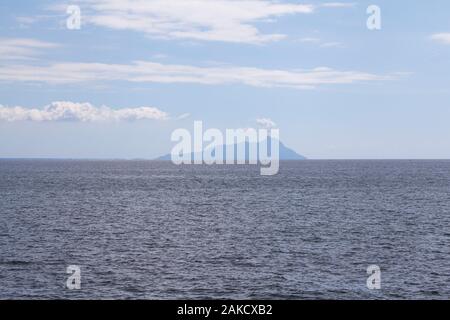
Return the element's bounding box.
[0,160,449,299]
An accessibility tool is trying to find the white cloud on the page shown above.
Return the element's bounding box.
[431,33,450,45]
[0,101,169,122]
[0,38,59,60]
[256,117,277,128]
[0,60,394,89]
[64,0,315,44]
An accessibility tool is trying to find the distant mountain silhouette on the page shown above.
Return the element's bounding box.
[156,138,306,161]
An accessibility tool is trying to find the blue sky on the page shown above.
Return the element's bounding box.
[0,0,450,159]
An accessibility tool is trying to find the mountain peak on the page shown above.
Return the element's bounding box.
[156,139,306,161]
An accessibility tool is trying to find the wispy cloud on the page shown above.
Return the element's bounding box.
[0,101,169,122]
[320,41,344,48]
[55,0,317,44]
[0,60,395,89]
[177,113,191,120]
[431,33,450,45]
[321,2,356,8]
[0,38,59,60]
[298,37,321,44]
[298,37,344,48]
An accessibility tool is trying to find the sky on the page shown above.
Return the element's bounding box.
[0,0,449,159]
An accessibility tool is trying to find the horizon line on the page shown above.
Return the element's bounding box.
[1,158,450,161]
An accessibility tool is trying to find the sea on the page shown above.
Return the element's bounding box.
[0,159,449,299]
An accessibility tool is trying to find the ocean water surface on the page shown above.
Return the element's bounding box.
[0,160,449,299]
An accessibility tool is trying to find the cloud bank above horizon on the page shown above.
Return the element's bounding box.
[0,101,169,122]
